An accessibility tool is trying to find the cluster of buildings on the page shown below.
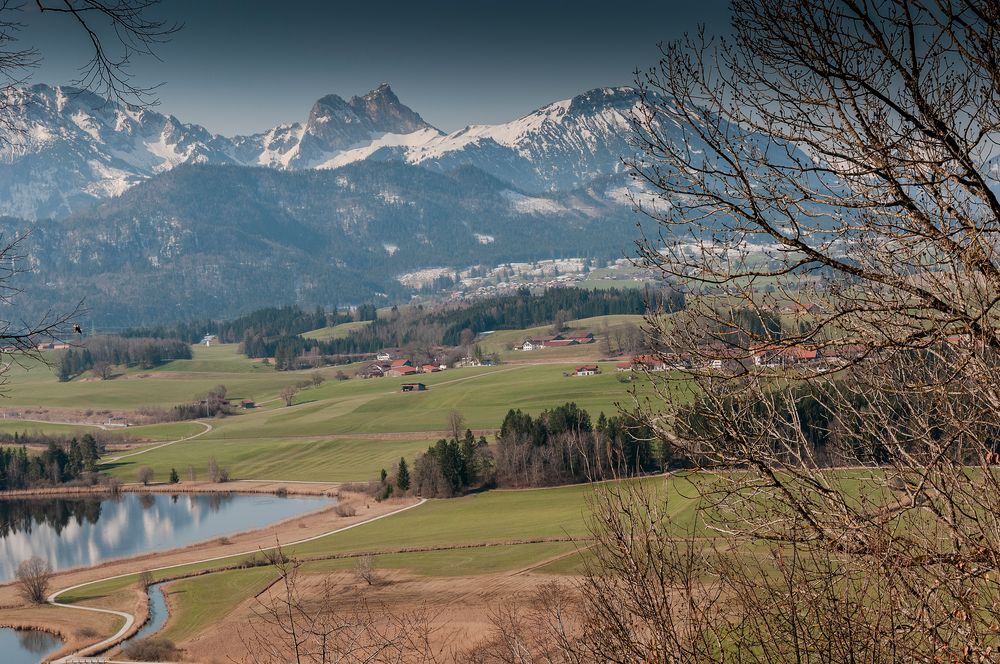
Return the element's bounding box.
[362,357,446,379]
[518,331,595,351]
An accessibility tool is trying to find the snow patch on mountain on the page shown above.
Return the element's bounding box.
[502,190,567,215]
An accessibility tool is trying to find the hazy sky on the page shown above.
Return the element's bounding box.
[16,1,732,135]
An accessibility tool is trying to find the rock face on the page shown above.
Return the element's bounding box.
[0,83,655,219]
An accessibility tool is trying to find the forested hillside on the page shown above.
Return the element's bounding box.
[9,162,647,328]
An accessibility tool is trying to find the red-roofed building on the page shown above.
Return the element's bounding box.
[388,365,419,377]
[631,354,669,371]
[545,339,578,347]
[575,364,600,376]
[421,364,440,373]
[752,343,819,366]
[390,358,412,368]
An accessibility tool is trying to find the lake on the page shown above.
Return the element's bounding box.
[0,492,331,582]
[0,628,63,663]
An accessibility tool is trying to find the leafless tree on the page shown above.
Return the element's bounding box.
[32,0,179,108]
[280,385,298,407]
[0,1,176,394]
[584,0,1000,659]
[91,360,112,380]
[354,554,381,587]
[447,410,465,442]
[135,465,153,485]
[207,456,220,483]
[237,546,448,664]
[15,556,52,604]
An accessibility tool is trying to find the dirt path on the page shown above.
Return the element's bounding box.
[0,416,110,430]
[47,498,428,661]
[104,420,213,462]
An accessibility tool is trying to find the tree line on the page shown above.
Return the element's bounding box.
[122,305,357,345]
[57,336,192,381]
[0,434,104,490]
[384,403,669,499]
[241,287,680,368]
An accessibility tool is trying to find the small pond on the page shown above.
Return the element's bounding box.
[0,627,63,663]
[0,492,331,583]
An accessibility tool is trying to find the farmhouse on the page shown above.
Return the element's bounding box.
[388,365,418,377]
[376,348,402,361]
[421,363,440,373]
[751,343,819,367]
[401,382,427,392]
[566,331,595,344]
[361,361,392,378]
[631,354,669,371]
[575,364,600,376]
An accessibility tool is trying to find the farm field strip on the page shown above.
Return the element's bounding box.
[48,499,430,659]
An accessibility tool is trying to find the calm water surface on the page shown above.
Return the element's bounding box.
[0,492,331,582]
[127,582,169,644]
[0,628,63,663]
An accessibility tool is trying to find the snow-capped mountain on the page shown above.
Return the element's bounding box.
[407,87,641,191]
[230,83,443,169]
[0,84,238,219]
[0,82,647,219]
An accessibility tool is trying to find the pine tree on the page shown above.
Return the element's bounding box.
[67,438,83,477]
[396,457,410,492]
[169,467,180,483]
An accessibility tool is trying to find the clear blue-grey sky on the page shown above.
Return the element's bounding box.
[17,0,732,135]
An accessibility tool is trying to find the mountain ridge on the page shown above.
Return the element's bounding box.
[0,82,648,219]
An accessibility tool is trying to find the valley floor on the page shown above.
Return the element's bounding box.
[0,315,668,662]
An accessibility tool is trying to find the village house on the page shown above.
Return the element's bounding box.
[361,362,390,378]
[566,331,595,344]
[751,343,819,367]
[421,363,440,373]
[376,348,402,362]
[575,364,601,376]
[388,365,418,377]
[630,354,669,372]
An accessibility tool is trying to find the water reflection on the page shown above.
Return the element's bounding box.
[0,628,63,664]
[0,492,329,582]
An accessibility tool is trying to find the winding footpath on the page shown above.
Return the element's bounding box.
[48,497,428,662]
[104,421,213,463]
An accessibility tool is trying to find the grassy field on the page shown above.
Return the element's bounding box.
[62,478,683,604]
[301,320,372,341]
[97,360,671,483]
[477,314,649,359]
[3,345,308,410]
[102,436,435,482]
[0,420,206,441]
[159,567,279,643]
